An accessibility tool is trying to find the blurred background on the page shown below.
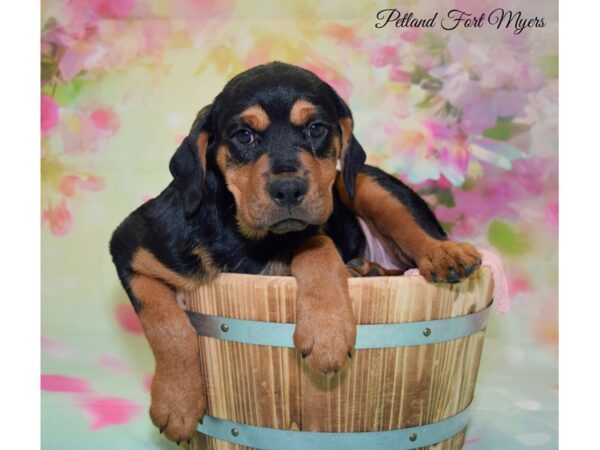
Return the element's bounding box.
[41,1,558,448]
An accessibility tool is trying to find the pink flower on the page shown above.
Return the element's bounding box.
[65,0,135,23]
[170,0,233,17]
[82,175,106,191]
[114,304,144,334]
[41,95,59,134]
[61,107,120,155]
[90,107,120,135]
[59,175,81,197]
[388,66,411,83]
[45,202,73,236]
[42,374,91,393]
[429,35,544,134]
[508,277,531,297]
[92,0,136,19]
[370,45,398,68]
[400,28,421,43]
[79,396,142,430]
[59,174,106,197]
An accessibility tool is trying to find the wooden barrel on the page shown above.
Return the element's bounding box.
[183,268,493,450]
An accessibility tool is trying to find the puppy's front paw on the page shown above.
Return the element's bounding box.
[294,298,356,374]
[417,241,482,283]
[346,257,402,277]
[150,367,206,443]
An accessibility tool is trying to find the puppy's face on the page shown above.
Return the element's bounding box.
[170,63,366,238]
[215,101,338,237]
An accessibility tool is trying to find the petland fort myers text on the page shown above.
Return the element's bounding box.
[375,8,546,34]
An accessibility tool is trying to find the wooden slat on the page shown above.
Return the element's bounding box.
[186,268,492,450]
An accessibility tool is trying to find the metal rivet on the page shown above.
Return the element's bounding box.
[423,327,431,337]
[231,428,239,437]
[409,433,417,441]
[221,323,229,332]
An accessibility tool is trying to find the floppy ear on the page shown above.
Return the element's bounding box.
[335,96,367,199]
[169,105,213,218]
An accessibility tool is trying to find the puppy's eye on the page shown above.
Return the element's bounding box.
[233,129,255,145]
[308,123,327,138]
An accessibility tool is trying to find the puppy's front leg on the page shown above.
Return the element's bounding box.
[337,167,482,283]
[291,235,356,373]
[129,274,205,443]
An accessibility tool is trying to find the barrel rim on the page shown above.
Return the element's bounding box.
[203,266,491,286]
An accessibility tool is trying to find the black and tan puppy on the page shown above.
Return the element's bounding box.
[109,61,481,443]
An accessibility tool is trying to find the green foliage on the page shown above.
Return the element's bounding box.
[53,79,87,106]
[41,60,58,83]
[482,117,513,141]
[487,220,530,256]
[482,117,531,142]
[435,189,455,207]
[411,65,429,85]
[538,54,558,79]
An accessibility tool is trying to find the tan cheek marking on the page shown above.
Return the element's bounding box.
[218,152,272,237]
[299,152,337,193]
[290,99,316,126]
[216,145,243,201]
[225,155,269,207]
[298,152,336,222]
[244,153,273,215]
[240,105,270,131]
[216,145,231,177]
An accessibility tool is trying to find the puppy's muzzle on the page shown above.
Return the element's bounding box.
[267,177,308,208]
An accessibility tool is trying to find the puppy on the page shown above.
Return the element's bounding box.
[109,61,481,443]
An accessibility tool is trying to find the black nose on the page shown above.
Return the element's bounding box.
[267,177,308,207]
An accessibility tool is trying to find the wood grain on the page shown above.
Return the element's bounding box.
[183,268,493,450]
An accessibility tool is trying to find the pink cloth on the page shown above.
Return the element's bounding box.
[357,218,510,313]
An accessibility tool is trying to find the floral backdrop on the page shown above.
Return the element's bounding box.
[41,0,558,449]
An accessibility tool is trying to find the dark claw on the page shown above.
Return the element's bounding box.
[188,440,191,445]
[159,428,164,434]
[301,350,308,359]
[176,441,180,446]
[431,272,439,282]
[348,351,352,359]
[447,268,461,283]
[347,258,366,269]
[366,267,382,277]
[462,263,475,277]
[333,369,338,374]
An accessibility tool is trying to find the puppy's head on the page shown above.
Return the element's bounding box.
[170,62,366,238]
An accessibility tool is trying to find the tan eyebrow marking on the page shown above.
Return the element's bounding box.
[290,99,316,126]
[240,105,270,131]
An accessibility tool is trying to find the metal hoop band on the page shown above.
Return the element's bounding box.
[197,403,472,450]
[186,304,490,349]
